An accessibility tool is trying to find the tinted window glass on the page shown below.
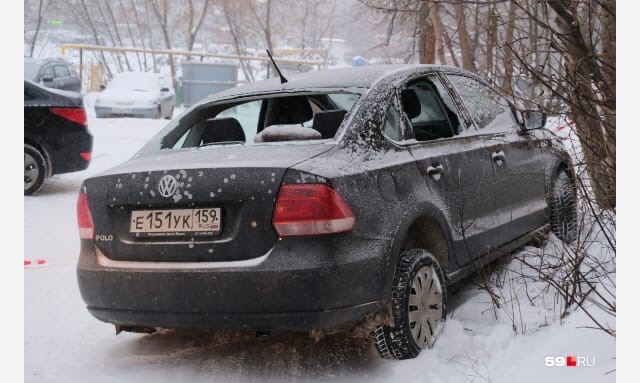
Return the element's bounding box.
[447,74,515,131]
[328,93,359,110]
[431,78,464,134]
[41,66,54,79]
[54,65,69,78]
[382,97,404,141]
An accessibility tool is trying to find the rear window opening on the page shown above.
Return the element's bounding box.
[158,92,360,151]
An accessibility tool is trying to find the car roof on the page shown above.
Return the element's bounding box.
[24,57,70,65]
[204,64,466,102]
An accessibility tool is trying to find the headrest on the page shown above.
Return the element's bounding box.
[401,88,421,119]
[265,96,314,127]
[200,117,246,145]
[254,124,321,143]
[311,109,347,139]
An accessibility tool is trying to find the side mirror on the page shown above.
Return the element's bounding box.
[160,87,170,92]
[42,76,54,83]
[520,110,546,131]
[100,84,106,90]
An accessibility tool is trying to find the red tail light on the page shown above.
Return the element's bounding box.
[272,184,355,237]
[50,107,87,125]
[77,192,94,240]
[80,152,91,161]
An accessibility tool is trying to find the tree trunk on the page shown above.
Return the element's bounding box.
[454,2,476,71]
[103,0,132,71]
[119,0,143,71]
[417,1,435,64]
[501,0,516,94]
[150,0,177,89]
[29,0,47,58]
[430,3,447,65]
[547,0,615,209]
[485,4,498,76]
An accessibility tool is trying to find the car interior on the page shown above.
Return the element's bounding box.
[163,93,354,149]
[400,81,460,141]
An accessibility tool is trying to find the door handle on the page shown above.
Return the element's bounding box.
[426,164,444,180]
[492,150,505,165]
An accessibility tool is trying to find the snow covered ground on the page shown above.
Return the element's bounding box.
[24,114,615,382]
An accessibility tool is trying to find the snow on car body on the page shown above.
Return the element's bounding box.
[76,64,577,359]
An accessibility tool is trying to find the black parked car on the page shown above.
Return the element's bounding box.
[76,65,576,360]
[24,57,82,93]
[24,80,93,195]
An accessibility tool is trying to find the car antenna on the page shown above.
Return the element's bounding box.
[266,49,288,84]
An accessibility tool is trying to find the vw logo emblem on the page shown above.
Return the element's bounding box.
[158,175,178,198]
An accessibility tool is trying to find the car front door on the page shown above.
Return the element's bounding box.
[444,73,549,244]
[398,73,500,268]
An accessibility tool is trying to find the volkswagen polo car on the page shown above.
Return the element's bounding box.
[77,65,576,359]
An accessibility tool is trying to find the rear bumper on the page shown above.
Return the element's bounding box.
[50,130,92,175]
[87,302,382,331]
[77,236,390,331]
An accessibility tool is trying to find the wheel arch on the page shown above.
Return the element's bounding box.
[24,135,53,178]
[382,202,455,300]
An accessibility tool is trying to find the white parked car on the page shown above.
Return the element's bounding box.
[95,72,175,119]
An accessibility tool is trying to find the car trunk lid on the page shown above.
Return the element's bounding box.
[83,143,333,262]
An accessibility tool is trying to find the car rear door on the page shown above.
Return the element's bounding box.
[66,64,81,92]
[53,64,74,90]
[398,73,499,268]
[444,73,549,245]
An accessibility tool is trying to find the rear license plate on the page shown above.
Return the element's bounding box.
[113,107,132,114]
[130,208,221,236]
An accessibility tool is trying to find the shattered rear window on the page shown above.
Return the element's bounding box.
[141,91,362,154]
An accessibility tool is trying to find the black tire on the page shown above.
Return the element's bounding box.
[24,144,47,196]
[550,170,578,243]
[372,249,446,360]
[164,106,174,120]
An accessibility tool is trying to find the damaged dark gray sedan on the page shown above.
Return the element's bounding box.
[76,64,577,360]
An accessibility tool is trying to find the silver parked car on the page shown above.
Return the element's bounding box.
[95,72,175,119]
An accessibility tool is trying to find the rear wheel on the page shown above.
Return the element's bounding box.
[164,106,174,120]
[550,170,578,243]
[372,249,446,359]
[24,144,47,196]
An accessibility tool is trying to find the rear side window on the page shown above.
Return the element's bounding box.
[151,92,361,153]
[41,66,54,79]
[54,65,70,78]
[447,74,515,131]
[400,80,455,141]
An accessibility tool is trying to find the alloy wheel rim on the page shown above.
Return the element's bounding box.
[24,152,39,190]
[408,265,443,349]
